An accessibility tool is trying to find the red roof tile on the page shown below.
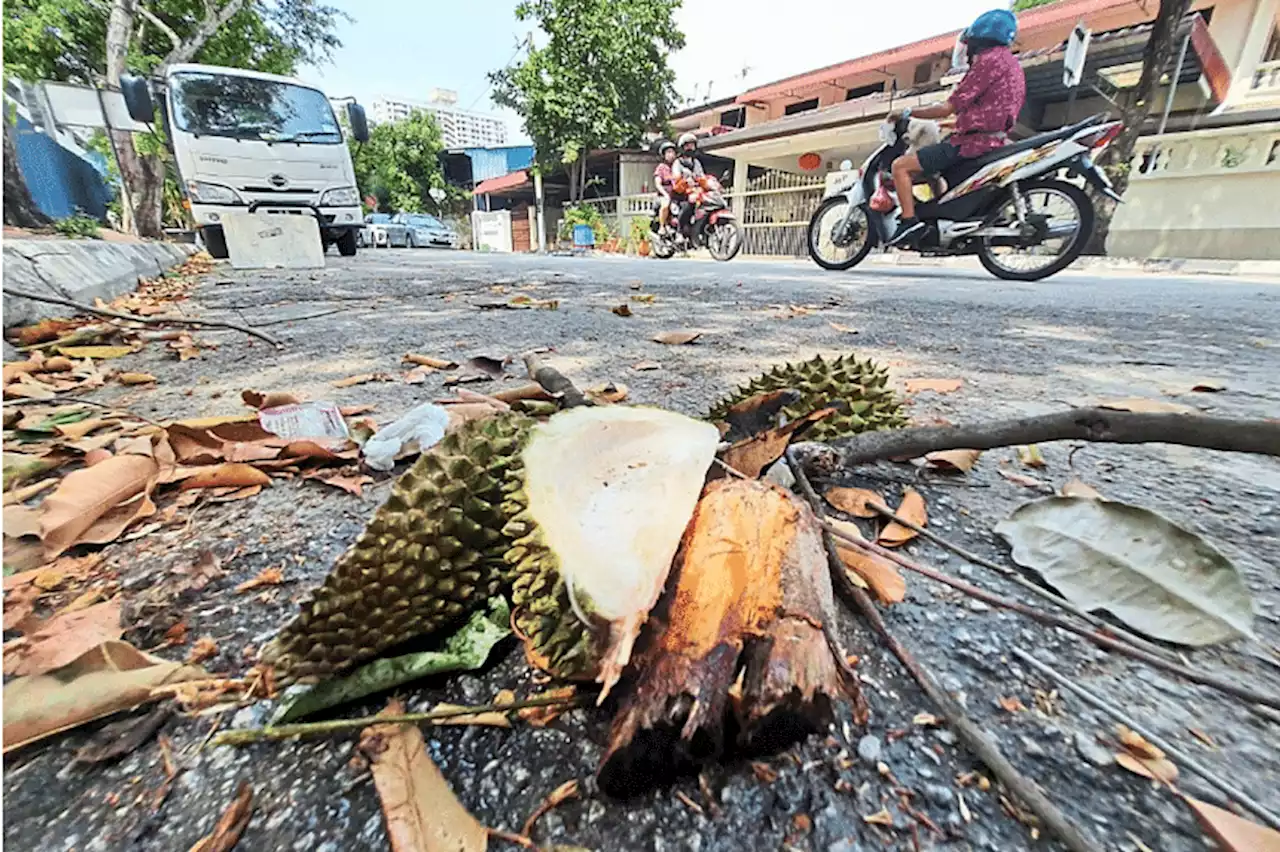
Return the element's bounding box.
[474,169,529,195]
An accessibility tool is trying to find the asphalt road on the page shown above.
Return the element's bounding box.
[5,248,1279,852]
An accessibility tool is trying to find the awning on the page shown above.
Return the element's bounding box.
[474,170,529,195]
[734,0,1145,105]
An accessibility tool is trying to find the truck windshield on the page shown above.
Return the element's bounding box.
[170,72,342,144]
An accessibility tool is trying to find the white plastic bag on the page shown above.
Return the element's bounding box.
[362,402,451,471]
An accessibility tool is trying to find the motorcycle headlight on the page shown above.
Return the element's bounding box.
[320,186,360,206]
[187,181,242,205]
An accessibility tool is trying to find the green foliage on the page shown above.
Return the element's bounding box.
[1011,0,1060,9]
[51,210,102,239]
[349,109,454,214]
[489,0,684,172]
[558,202,610,242]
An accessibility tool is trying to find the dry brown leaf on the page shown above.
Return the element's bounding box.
[4,504,44,538]
[1115,751,1178,783]
[829,518,905,604]
[719,408,835,479]
[360,698,488,852]
[1060,478,1103,500]
[997,696,1026,713]
[83,448,113,467]
[178,463,271,491]
[1098,398,1195,414]
[332,373,393,389]
[117,372,157,386]
[39,454,158,558]
[829,322,859,334]
[824,487,885,519]
[1188,728,1216,749]
[54,417,120,440]
[516,687,576,727]
[3,477,59,506]
[904,378,963,394]
[632,360,662,371]
[751,761,779,783]
[611,304,633,317]
[307,471,373,497]
[1184,795,1280,851]
[999,469,1048,490]
[863,808,894,826]
[2,640,207,753]
[241,390,301,409]
[3,598,123,677]
[402,366,433,385]
[913,712,941,727]
[1117,725,1165,760]
[631,293,656,304]
[586,382,629,404]
[163,621,190,646]
[652,330,702,345]
[1016,445,1047,468]
[189,781,254,852]
[235,568,283,593]
[57,345,134,360]
[186,636,219,664]
[523,779,580,838]
[3,378,56,400]
[1189,381,1226,393]
[403,354,456,369]
[924,449,981,473]
[877,488,927,547]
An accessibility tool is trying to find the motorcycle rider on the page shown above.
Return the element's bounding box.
[885,9,1025,247]
[653,140,678,233]
[672,132,705,234]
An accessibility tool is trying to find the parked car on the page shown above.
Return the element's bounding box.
[393,213,459,249]
[359,213,409,248]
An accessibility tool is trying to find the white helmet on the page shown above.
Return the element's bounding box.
[677,132,698,155]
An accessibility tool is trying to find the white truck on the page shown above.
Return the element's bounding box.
[120,63,369,258]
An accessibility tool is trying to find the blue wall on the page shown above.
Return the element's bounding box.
[464,145,534,182]
[13,115,114,220]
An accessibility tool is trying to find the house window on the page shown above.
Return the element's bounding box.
[913,60,933,85]
[1264,25,1280,62]
[845,81,886,100]
[719,106,746,128]
[784,97,819,116]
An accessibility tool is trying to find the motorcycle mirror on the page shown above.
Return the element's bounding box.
[839,159,854,172]
[720,170,731,182]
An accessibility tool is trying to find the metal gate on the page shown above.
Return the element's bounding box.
[733,170,825,257]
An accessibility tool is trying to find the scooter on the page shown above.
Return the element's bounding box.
[807,113,1124,281]
[649,173,744,262]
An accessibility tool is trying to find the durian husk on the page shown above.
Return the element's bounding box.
[503,406,721,699]
[706,354,906,441]
[260,414,533,684]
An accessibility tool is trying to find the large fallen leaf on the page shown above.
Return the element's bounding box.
[39,453,158,557]
[924,449,981,473]
[877,488,927,547]
[1115,751,1179,783]
[824,487,885,519]
[1098,398,1195,414]
[3,598,124,676]
[177,463,271,491]
[241,389,302,409]
[829,518,905,604]
[4,504,43,538]
[189,781,254,852]
[904,378,963,394]
[2,640,207,752]
[56,345,135,360]
[995,497,1254,646]
[272,598,511,723]
[719,408,834,478]
[359,698,488,852]
[1184,795,1280,851]
[652,330,702,345]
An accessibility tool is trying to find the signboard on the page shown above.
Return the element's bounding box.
[39,82,150,132]
[1063,22,1092,89]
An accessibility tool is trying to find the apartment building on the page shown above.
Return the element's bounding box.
[370,90,509,149]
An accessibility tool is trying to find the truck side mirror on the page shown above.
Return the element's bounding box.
[347,103,369,143]
[120,75,155,124]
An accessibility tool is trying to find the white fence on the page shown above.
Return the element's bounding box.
[564,169,825,257]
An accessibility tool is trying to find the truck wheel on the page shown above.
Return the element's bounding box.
[200,226,229,260]
[336,230,358,257]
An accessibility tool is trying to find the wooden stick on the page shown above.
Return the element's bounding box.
[209,693,583,746]
[819,518,1280,712]
[797,408,1280,469]
[1011,648,1280,832]
[866,502,1178,663]
[522,352,588,408]
[785,450,1102,852]
[4,286,283,349]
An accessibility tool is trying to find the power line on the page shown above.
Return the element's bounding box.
[466,33,528,112]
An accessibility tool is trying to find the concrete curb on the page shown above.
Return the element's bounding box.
[3,238,195,328]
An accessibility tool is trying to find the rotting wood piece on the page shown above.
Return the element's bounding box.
[598,479,862,796]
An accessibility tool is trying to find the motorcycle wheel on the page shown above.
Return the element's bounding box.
[707,219,743,262]
[807,197,874,271]
[977,179,1094,282]
[649,232,676,259]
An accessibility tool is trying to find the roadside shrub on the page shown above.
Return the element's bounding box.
[52,211,102,240]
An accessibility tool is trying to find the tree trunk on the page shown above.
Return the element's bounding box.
[3,113,51,229]
[113,134,165,238]
[1087,0,1195,254]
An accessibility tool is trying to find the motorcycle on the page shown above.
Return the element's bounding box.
[649,173,743,262]
[807,113,1124,281]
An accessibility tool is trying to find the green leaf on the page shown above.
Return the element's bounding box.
[995,497,1255,646]
[271,597,513,724]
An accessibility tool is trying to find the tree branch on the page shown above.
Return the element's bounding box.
[159,0,248,70]
[137,3,182,53]
[799,408,1280,469]
[522,351,589,408]
[3,286,282,349]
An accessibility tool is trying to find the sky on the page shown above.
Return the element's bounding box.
[304,0,1000,144]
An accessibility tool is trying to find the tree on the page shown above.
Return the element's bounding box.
[1012,0,1059,10]
[489,0,684,201]
[349,110,456,215]
[2,0,345,235]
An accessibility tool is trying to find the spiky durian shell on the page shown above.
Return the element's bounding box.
[261,414,533,683]
[706,354,907,440]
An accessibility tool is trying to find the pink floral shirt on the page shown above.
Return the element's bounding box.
[948,46,1026,158]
